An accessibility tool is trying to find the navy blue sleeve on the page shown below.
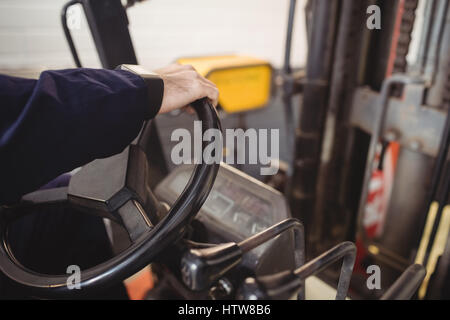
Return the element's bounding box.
[0,68,157,204]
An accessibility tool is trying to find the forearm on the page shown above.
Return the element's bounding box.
[0,68,161,204]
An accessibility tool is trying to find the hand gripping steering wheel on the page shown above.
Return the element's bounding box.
[0,98,221,298]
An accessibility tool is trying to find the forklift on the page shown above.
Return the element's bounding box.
[0,0,448,300]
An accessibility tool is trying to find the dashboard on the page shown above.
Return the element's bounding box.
[155,163,291,242]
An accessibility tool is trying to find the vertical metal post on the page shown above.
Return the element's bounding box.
[282,0,297,177]
[288,0,340,227]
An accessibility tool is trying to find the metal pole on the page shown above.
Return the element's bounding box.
[380,264,426,300]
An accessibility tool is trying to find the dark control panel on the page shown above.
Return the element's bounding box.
[155,163,291,243]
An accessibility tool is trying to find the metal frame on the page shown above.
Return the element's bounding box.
[237,241,356,300]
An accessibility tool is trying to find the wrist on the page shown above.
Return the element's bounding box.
[116,64,164,119]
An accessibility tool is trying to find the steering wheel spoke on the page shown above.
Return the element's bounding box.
[117,199,153,242]
[67,143,163,232]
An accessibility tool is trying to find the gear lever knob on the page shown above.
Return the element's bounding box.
[181,242,242,291]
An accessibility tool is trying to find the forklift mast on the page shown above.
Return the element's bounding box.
[287,0,449,298]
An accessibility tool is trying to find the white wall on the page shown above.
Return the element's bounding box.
[0,0,308,73]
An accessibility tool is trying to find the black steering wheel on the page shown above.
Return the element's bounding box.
[0,98,221,298]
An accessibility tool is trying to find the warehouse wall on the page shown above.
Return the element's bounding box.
[0,0,308,74]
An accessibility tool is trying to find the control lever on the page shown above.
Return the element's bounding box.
[180,218,305,293]
[380,264,426,300]
[237,241,356,300]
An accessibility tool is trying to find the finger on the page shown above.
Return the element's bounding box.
[196,75,219,106]
[199,82,219,108]
[199,76,217,89]
[177,69,218,103]
[184,106,195,115]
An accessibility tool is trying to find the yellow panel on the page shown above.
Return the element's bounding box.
[177,55,272,113]
[416,204,450,299]
[177,55,270,76]
[208,65,271,113]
